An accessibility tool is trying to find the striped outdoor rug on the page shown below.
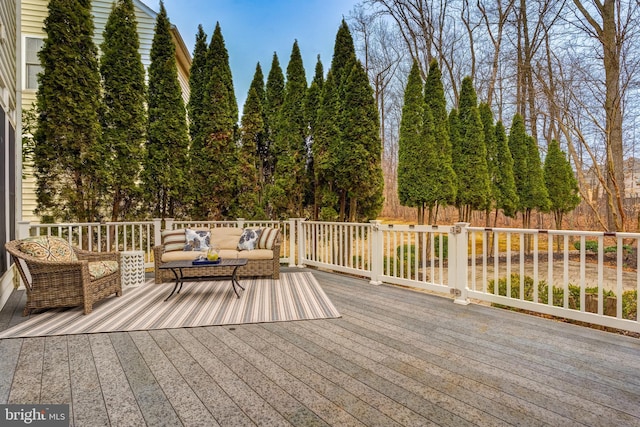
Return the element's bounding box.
[0,272,340,339]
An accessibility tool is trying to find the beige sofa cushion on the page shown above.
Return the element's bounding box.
[161,247,273,262]
[210,227,243,250]
[161,250,200,262]
[236,249,274,260]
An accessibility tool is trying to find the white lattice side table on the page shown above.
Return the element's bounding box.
[120,250,146,287]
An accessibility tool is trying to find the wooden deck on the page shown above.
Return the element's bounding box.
[1,267,639,426]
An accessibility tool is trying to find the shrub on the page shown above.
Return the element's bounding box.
[434,234,448,258]
[487,274,636,320]
[572,240,633,254]
[603,244,633,254]
[573,240,598,252]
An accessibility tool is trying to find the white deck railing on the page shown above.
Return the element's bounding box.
[19,220,156,268]
[17,219,640,333]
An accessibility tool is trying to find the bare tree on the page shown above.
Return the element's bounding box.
[350,4,404,151]
[477,0,516,107]
[570,0,640,231]
[352,0,640,230]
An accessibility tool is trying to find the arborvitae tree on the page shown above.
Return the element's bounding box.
[306,56,324,219]
[34,0,102,222]
[249,62,266,102]
[457,106,490,221]
[544,139,580,229]
[263,52,285,215]
[195,65,237,219]
[457,76,478,124]
[142,2,189,218]
[331,19,384,221]
[187,25,208,140]
[509,113,528,215]
[509,114,549,229]
[451,76,490,222]
[313,69,341,220]
[312,24,349,221]
[525,135,551,213]
[236,86,265,219]
[247,63,268,203]
[189,22,237,219]
[186,26,209,218]
[207,22,237,125]
[493,120,518,221]
[449,108,462,199]
[100,0,146,222]
[479,103,497,224]
[424,59,456,222]
[265,53,285,133]
[340,60,384,221]
[331,19,357,83]
[306,56,324,133]
[398,61,427,221]
[270,40,308,218]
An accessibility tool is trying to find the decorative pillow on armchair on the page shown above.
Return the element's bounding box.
[184,228,211,251]
[237,228,262,251]
[19,236,78,262]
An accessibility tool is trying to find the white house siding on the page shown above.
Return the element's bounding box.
[0,0,18,313]
[20,0,191,223]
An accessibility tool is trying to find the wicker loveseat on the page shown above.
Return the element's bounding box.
[153,226,281,284]
[5,236,122,316]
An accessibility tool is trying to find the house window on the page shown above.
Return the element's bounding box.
[25,37,43,90]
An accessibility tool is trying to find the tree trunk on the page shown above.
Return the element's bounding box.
[573,0,625,231]
[601,0,625,231]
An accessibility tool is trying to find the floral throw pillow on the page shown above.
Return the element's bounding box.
[19,236,78,262]
[184,228,211,251]
[237,228,262,251]
[88,261,119,280]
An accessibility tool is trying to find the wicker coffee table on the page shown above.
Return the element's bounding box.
[159,258,248,301]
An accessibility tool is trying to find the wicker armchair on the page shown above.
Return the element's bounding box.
[5,239,122,316]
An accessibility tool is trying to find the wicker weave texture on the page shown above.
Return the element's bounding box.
[5,240,122,315]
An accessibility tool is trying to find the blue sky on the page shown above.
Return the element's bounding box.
[155,0,361,111]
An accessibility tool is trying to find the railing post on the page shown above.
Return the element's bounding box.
[236,218,245,229]
[153,218,163,247]
[296,218,306,268]
[369,220,382,285]
[164,218,174,231]
[449,222,470,305]
[17,221,31,239]
[288,218,297,267]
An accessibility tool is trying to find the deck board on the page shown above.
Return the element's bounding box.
[325,287,628,424]
[1,267,639,426]
[40,336,72,407]
[88,334,147,427]
[110,332,182,427]
[166,328,276,426]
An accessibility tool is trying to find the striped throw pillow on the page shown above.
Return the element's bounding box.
[257,227,279,249]
[162,229,186,252]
